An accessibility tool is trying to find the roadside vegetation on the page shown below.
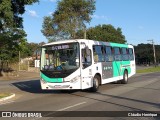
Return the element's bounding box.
[135,44,160,65]
[137,66,160,73]
[0,0,40,75]
[0,93,10,99]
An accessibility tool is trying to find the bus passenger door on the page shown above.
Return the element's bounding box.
[80,48,93,89]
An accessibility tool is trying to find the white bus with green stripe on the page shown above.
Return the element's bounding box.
[40,39,136,92]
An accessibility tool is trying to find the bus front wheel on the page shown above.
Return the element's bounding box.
[91,75,100,92]
[121,70,128,84]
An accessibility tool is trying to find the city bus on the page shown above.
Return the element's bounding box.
[40,39,136,92]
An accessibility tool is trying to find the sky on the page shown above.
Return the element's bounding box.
[23,0,160,45]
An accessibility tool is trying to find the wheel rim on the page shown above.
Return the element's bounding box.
[95,78,99,88]
[125,73,128,81]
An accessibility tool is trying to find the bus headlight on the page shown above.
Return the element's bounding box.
[41,78,47,84]
[70,76,80,83]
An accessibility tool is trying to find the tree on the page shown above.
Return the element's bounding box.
[18,41,45,59]
[76,24,126,43]
[134,43,160,65]
[26,42,41,57]
[42,0,95,42]
[155,45,160,64]
[0,0,39,70]
[87,24,126,43]
[0,0,39,58]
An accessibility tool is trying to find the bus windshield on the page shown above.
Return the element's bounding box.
[41,43,80,71]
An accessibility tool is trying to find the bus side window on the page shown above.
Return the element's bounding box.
[122,48,129,61]
[129,48,134,60]
[105,46,113,61]
[93,45,105,62]
[114,47,122,61]
[93,46,98,62]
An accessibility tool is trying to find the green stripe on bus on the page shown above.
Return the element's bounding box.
[121,61,131,75]
[110,43,131,77]
[113,61,120,77]
[41,73,63,83]
[110,43,128,47]
[113,61,131,77]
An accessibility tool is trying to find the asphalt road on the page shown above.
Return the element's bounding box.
[0,72,160,120]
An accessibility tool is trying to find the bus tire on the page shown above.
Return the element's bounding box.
[121,70,128,84]
[91,75,100,92]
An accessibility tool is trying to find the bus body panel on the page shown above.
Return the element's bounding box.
[80,65,93,89]
[40,39,136,90]
[101,62,113,79]
[40,68,81,90]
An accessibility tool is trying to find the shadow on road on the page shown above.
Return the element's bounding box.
[12,80,53,94]
[70,91,160,111]
[96,92,160,108]
[12,79,78,94]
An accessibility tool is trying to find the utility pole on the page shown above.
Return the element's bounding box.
[147,40,157,67]
[19,51,21,71]
[84,28,86,39]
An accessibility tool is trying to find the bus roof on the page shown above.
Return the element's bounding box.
[43,39,133,48]
[43,39,82,46]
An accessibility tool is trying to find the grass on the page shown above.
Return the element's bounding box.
[137,66,160,73]
[0,93,10,99]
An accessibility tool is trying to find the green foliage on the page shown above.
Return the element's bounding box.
[76,24,126,43]
[0,0,39,30]
[135,43,160,65]
[0,93,10,99]
[137,66,160,73]
[23,42,45,57]
[0,29,27,61]
[41,16,68,42]
[87,24,126,43]
[42,0,96,42]
[0,0,39,65]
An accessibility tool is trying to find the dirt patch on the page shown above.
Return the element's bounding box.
[0,71,40,81]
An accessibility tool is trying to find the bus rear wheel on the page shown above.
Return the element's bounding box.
[121,70,128,84]
[91,75,100,92]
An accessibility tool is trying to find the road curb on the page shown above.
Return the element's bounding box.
[0,93,15,102]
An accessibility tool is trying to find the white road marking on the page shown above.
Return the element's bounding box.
[57,101,86,111]
[32,101,86,120]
